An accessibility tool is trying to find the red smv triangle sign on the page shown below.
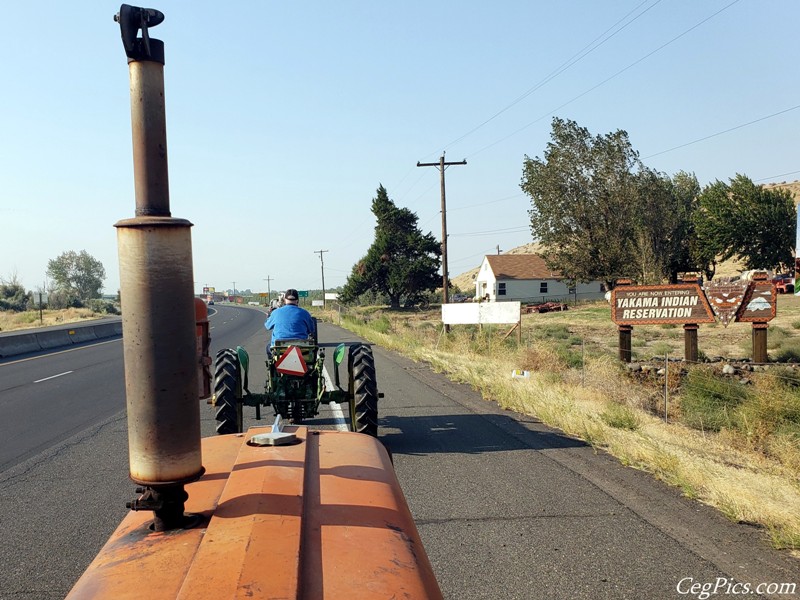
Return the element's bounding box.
[275,346,308,376]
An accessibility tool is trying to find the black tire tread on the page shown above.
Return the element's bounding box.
[350,344,379,437]
[214,349,242,435]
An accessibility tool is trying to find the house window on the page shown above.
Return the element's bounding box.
[540,282,548,294]
[498,282,506,296]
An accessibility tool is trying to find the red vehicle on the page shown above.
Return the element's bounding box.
[772,274,794,294]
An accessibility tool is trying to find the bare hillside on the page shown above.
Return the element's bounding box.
[763,179,800,202]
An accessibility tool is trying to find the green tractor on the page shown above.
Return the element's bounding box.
[212,332,381,437]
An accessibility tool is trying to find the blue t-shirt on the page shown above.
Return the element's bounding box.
[265,304,316,343]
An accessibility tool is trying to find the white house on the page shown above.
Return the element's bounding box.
[473,254,606,303]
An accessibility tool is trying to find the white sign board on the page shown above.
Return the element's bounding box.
[312,300,325,307]
[441,302,521,325]
[324,293,339,300]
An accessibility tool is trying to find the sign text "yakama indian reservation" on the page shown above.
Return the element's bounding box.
[611,284,715,325]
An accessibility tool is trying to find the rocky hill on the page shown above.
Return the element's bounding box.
[763,179,800,201]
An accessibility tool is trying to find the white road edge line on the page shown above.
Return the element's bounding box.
[323,366,349,432]
[34,371,74,383]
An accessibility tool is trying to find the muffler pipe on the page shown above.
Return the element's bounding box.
[114,4,203,529]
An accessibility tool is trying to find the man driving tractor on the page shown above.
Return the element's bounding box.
[265,288,316,344]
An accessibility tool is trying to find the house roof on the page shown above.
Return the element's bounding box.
[485,254,562,280]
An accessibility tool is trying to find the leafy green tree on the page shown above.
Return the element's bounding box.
[340,185,441,308]
[693,174,795,275]
[633,169,701,283]
[46,250,106,302]
[521,118,642,288]
[667,171,703,282]
[0,273,32,312]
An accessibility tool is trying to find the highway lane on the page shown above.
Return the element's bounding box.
[0,304,276,599]
[1,306,797,599]
[0,304,267,473]
[0,340,126,472]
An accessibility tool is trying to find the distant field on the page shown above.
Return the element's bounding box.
[0,307,105,333]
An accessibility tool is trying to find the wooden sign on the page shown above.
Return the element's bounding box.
[611,284,715,325]
[736,281,777,322]
[703,279,749,327]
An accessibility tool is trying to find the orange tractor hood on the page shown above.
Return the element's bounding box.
[67,427,442,599]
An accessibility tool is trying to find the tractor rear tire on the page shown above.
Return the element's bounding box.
[348,343,379,437]
[214,349,243,435]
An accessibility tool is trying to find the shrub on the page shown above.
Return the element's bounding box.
[774,343,800,363]
[48,290,83,309]
[0,281,32,312]
[554,342,583,369]
[601,403,640,430]
[371,316,392,334]
[86,299,120,315]
[532,324,570,340]
[679,367,751,431]
[650,342,672,357]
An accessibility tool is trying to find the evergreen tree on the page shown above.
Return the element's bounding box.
[340,185,441,308]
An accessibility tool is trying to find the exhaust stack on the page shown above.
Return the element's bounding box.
[114,4,203,531]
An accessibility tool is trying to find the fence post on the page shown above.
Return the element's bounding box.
[582,338,585,387]
[664,352,669,423]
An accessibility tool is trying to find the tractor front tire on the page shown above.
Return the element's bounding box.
[214,349,243,435]
[348,343,379,437]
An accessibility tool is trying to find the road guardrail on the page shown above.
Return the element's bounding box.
[0,319,123,359]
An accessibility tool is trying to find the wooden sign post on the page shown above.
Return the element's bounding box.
[734,272,777,363]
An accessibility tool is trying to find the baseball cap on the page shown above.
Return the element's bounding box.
[285,288,299,300]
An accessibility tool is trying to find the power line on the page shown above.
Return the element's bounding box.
[466,0,743,159]
[435,0,663,154]
[448,193,526,212]
[644,104,800,159]
[755,170,800,183]
[450,225,530,238]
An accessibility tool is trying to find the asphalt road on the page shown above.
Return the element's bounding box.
[0,304,797,599]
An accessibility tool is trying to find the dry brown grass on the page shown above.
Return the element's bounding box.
[325,297,800,552]
[0,307,103,333]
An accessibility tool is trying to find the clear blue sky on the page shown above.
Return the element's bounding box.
[2,0,798,296]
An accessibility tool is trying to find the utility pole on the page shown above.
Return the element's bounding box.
[416,153,466,309]
[497,245,501,255]
[263,276,273,305]
[314,250,328,309]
